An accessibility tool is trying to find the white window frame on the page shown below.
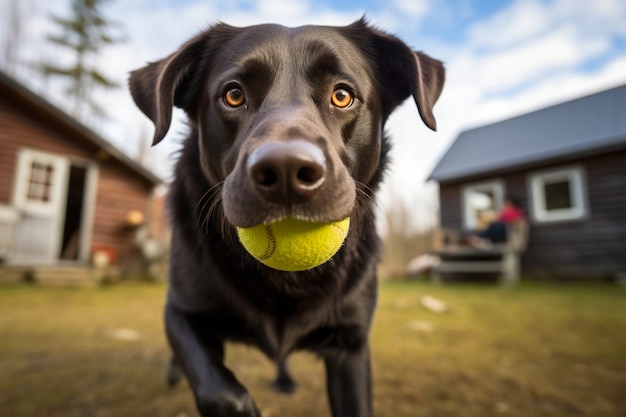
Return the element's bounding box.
[461,179,505,230]
[13,149,69,218]
[528,165,588,223]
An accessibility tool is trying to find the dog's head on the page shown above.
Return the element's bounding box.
[129,19,444,228]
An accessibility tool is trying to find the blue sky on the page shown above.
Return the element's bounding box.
[2,0,625,230]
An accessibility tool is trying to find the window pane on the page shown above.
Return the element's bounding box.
[544,179,572,211]
[25,161,54,203]
[467,189,497,229]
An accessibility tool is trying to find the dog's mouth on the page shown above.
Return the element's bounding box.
[221,138,356,229]
[241,210,349,229]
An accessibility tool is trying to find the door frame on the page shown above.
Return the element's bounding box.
[73,158,98,263]
[10,148,98,264]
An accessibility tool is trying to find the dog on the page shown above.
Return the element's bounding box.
[129,18,444,417]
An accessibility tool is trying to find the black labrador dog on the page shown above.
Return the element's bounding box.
[129,18,444,417]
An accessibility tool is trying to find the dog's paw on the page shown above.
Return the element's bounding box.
[166,358,183,387]
[196,389,261,417]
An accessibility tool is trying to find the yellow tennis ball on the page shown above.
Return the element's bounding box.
[237,217,350,271]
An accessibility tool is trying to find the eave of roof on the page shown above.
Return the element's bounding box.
[0,71,162,185]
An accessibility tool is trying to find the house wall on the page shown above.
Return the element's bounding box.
[438,150,626,279]
[0,93,155,268]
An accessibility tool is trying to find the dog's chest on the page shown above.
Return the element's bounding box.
[253,313,320,361]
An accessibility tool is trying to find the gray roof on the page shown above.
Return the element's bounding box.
[429,84,626,183]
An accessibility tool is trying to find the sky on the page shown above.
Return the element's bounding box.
[2,0,626,232]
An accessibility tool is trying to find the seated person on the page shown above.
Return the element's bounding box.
[469,196,524,246]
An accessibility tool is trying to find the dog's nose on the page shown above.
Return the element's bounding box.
[247,140,326,205]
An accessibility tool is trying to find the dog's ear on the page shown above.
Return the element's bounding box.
[351,20,445,131]
[407,51,445,131]
[129,31,212,145]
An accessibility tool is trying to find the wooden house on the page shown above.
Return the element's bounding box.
[429,85,626,280]
[0,71,163,283]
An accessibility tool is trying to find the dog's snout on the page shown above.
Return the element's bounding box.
[247,140,326,205]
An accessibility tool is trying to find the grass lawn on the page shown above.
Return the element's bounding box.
[0,280,625,417]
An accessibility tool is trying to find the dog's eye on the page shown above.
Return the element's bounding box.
[331,88,353,108]
[224,88,245,107]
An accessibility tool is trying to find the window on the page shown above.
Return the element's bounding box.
[462,180,504,230]
[13,149,69,217]
[529,166,587,223]
[25,161,55,203]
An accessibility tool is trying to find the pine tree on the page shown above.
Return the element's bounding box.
[39,0,123,119]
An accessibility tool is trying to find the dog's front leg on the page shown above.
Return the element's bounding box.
[165,304,261,417]
[324,345,373,417]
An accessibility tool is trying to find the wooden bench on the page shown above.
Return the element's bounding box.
[431,220,529,287]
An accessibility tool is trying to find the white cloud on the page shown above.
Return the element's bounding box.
[475,25,611,92]
[474,55,626,125]
[442,0,625,133]
[256,0,310,20]
[467,0,552,49]
[454,0,618,96]
[467,0,626,51]
[552,0,626,36]
[392,0,429,19]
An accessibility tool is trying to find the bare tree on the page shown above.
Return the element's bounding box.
[1,0,33,74]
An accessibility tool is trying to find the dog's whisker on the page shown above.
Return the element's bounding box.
[206,195,228,235]
[352,181,379,231]
[194,182,225,232]
[196,186,236,242]
[195,191,213,228]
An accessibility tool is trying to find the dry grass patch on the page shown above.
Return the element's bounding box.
[0,281,624,417]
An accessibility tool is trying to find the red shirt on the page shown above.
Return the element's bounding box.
[499,206,524,223]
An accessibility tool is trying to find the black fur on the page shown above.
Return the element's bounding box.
[129,18,444,417]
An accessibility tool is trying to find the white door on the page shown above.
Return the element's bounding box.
[11,149,70,264]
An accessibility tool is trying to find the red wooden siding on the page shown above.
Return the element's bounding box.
[91,162,153,266]
[0,91,156,268]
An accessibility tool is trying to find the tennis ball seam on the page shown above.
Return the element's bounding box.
[330,224,343,236]
[237,217,350,271]
[259,224,276,261]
